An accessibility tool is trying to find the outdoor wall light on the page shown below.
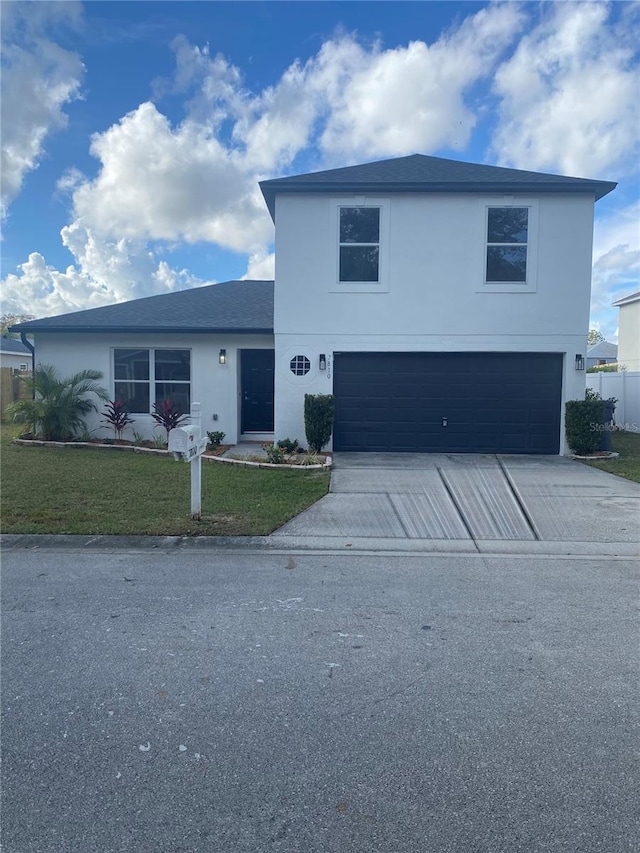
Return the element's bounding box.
[219,348,227,365]
[319,353,327,371]
[575,354,585,371]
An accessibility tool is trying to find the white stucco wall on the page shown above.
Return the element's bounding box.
[273,191,596,453]
[617,300,640,371]
[34,332,274,443]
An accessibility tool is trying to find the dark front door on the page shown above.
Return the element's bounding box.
[241,349,274,432]
[333,352,563,454]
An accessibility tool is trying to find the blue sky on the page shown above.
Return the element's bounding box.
[1,1,638,341]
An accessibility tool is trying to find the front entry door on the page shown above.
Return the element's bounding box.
[241,349,274,432]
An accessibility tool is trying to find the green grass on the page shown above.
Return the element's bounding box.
[582,430,640,484]
[0,427,330,536]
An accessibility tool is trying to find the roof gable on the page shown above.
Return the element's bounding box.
[10,280,274,334]
[260,153,616,218]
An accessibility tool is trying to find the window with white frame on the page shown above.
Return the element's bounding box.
[114,348,191,414]
[339,207,380,282]
[486,207,529,283]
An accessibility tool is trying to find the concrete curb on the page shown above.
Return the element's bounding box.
[1,533,637,558]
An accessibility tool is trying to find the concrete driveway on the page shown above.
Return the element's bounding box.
[274,453,640,553]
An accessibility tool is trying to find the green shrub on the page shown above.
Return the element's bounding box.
[207,430,226,447]
[565,398,606,455]
[277,437,299,453]
[304,394,335,453]
[262,443,285,464]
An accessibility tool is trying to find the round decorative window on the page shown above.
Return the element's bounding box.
[290,355,311,376]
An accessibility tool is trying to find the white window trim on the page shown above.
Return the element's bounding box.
[476,198,539,293]
[330,197,390,293]
[112,347,191,414]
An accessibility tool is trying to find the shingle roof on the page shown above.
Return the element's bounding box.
[0,337,31,354]
[9,280,274,334]
[587,341,618,359]
[260,153,617,218]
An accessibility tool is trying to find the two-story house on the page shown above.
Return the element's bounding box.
[11,154,616,455]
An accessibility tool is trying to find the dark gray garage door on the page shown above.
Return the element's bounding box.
[333,352,563,454]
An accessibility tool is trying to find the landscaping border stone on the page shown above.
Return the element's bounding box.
[11,439,332,469]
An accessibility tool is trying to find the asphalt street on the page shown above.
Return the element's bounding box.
[1,544,638,853]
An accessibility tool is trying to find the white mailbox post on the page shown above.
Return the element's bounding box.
[168,402,208,519]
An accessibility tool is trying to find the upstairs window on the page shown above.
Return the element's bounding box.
[114,348,190,414]
[486,207,528,283]
[339,207,380,282]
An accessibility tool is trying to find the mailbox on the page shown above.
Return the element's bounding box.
[168,425,200,456]
[169,401,205,519]
[168,424,208,462]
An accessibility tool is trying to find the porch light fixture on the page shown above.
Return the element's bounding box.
[319,353,327,371]
[219,348,227,365]
[575,354,585,371]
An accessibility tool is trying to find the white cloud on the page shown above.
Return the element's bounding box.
[1,222,212,318]
[63,8,524,262]
[243,250,275,281]
[491,2,640,178]
[318,5,525,162]
[0,1,84,218]
[1,251,92,318]
[70,101,273,252]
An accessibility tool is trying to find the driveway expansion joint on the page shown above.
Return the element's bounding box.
[497,457,541,541]
[436,466,477,544]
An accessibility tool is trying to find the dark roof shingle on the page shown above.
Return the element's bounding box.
[10,280,274,334]
[260,153,617,218]
[0,337,31,354]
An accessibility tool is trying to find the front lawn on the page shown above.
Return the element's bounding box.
[582,430,640,484]
[0,427,330,536]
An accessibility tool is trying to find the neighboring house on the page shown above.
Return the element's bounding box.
[0,337,32,373]
[11,153,616,455]
[586,340,618,369]
[612,291,640,372]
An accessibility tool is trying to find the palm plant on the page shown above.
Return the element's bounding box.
[7,363,109,441]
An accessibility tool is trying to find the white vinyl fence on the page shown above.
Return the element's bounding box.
[586,371,640,433]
